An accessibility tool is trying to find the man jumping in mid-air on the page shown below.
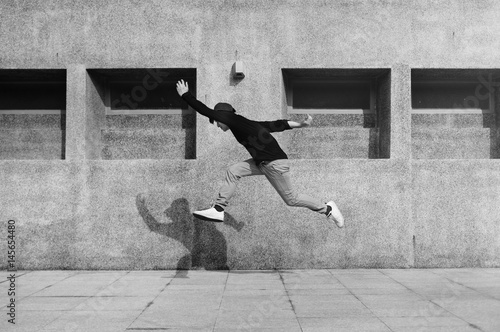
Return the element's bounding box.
[176,80,344,228]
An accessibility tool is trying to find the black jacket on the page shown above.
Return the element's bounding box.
[182,92,292,164]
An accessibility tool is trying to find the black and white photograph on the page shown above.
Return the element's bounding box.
[1,0,499,331]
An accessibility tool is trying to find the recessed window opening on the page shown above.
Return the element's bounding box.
[282,69,391,159]
[86,68,197,160]
[411,69,500,159]
[0,69,67,160]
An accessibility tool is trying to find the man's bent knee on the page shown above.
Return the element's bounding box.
[226,165,243,181]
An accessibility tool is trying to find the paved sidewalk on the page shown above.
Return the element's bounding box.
[1,269,499,332]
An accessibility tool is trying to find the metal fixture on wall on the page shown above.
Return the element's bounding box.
[232,61,245,79]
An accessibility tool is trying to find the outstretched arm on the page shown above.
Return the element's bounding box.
[176,80,226,123]
[257,115,312,132]
[287,114,313,129]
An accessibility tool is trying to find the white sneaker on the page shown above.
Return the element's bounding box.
[193,207,224,222]
[326,201,344,228]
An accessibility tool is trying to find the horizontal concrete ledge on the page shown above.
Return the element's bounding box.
[5,65,500,71]
[0,159,406,172]
[1,158,499,166]
[1,159,498,172]
[411,159,500,164]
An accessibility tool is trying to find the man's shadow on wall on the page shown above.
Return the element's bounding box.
[136,194,244,276]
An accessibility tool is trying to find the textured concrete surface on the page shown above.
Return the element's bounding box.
[285,114,379,159]
[101,113,196,160]
[412,113,499,159]
[1,269,499,332]
[412,128,493,159]
[0,129,65,160]
[0,0,500,269]
[412,160,500,268]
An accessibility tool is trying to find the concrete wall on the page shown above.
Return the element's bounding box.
[1,0,499,269]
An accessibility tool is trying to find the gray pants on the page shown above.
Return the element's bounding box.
[215,159,327,214]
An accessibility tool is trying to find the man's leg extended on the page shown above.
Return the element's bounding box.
[260,159,327,213]
[214,159,263,209]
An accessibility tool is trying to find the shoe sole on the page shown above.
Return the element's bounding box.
[192,212,224,223]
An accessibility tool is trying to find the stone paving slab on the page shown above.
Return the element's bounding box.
[299,316,392,332]
[380,316,481,330]
[40,310,142,331]
[74,296,156,311]
[1,269,499,331]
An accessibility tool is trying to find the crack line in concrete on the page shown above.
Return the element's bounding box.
[211,270,230,332]
[125,270,180,330]
[278,269,304,332]
[378,269,485,332]
[327,269,396,332]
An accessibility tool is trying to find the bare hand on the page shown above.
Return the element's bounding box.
[302,114,313,127]
[176,79,189,96]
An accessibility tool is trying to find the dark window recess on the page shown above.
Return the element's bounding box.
[109,81,186,112]
[411,69,500,159]
[412,82,490,110]
[282,69,391,159]
[293,81,371,110]
[0,69,66,160]
[86,68,197,160]
[0,82,66,111]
